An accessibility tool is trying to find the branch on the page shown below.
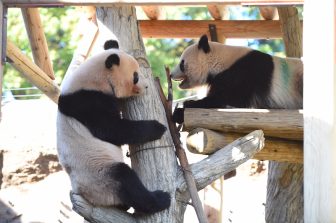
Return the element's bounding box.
[70,192,136,223]
[177,130,265,192]
[155,67,208,223]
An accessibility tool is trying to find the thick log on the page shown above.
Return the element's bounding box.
[141,6,163,19]
[265,6,303,223]
[139,20,287,39]
[6,40,60,103]
[186,128,303,163]
[207,5,229,20]
[183,108,303,140]
[277,7,302,57]
[259,6,277,20]
[96,6,179,223]
[21,8,55,80]
[3,0,305,7]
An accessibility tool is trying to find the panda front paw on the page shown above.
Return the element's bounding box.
[172,108,185,124]
[143,120,166,141]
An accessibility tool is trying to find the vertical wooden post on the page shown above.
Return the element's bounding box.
[21,8,55,80]
[265,7,303,223]
[0,1,4,122]
[304,0,336,221]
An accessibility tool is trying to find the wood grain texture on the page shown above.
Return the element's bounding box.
[96,6,179,223]
[183,108,303,140]
[186,128,303,163]
[141,6,162,19]
[3,0,304,7]
[139,20,286,39]
[21,8,55,80]
[265,6,303,223]
[304,0,336,221]
[6,40,60,103]
[259,6,278,20]
[177,130,265,192]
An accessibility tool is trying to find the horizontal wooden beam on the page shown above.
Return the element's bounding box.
[4,0,304,7]
[184,108,303,140]
[139,20,291,39]
[186,128,303,163]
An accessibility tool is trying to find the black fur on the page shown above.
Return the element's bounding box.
[58,90,166,145]
[105,54,120,69]
[198,35,210,54]
[104,40,119,50]
[173,50,274,123]
[109,163,170,214]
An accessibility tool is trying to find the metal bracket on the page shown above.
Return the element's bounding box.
[208,24,218,42]
[2,6,7,65]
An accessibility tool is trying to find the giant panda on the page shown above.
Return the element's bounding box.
[57,40,170,214]
[171,35,303,123]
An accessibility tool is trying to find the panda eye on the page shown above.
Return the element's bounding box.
[133,72,139,84]
[180,60,185,72]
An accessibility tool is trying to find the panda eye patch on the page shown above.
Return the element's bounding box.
[180,60,185,72]
[133,72,139,84]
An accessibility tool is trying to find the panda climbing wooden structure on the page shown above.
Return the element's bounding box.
[56,40,170,214]
[171,35,303,123]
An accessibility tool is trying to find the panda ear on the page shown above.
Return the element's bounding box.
[104,40,119,50]
[198,35,210,54]
[105,54,120,69]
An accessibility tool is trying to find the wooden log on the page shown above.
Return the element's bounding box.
[259,6,278,20]
[183,108,303,140]
[139,20,288,39]
[277,7,302,57]
[141,6,163,19]
[304,0,336,221]
[21,8,55,80]
[265,6,303,223]
[186,128,303,163]
[207,5,229,20]
[3,0,305,7]
[6,40,60,103]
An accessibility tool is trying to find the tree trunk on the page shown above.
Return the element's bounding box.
[96,6,180,223]
[265,7,303,223]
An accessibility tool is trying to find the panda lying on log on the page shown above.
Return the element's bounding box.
[57,40,170,214]
[171,35,303,123]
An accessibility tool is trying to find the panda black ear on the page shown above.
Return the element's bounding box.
[198,35,210,54]
[104,40,119,50]
[105,54,120,69]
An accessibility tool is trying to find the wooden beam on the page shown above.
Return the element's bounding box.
[3,0,304,7]
[21,8,55,80]
[259,6,278,20]
[2,0,304,7]
[186,128,303,163]
[141,6,163,19]
[278,7,302,57]
[6,40,60,103]
[304,0,336,221]
[139,20,293,39]
[183,108,303,140]
[207,5,229,20]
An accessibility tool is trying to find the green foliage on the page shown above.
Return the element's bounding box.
[4,7,79,98]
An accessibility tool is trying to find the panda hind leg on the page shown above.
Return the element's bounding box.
[109,163,171,214]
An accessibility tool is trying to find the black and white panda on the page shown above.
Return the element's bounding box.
[171,35,303,123]
[57,40,170,214]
